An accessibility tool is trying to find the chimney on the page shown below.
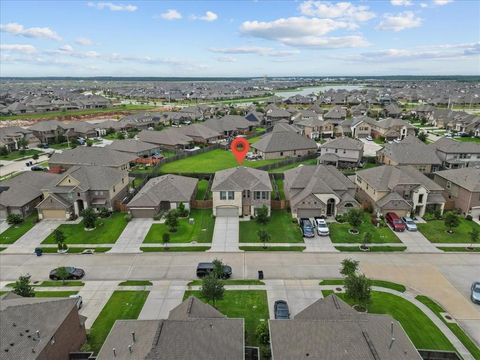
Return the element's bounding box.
[132,331,136,342]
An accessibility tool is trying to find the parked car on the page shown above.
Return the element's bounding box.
[401,217,417,231]
[366,136,372,141]
[299,218,315,238]
[49,267,85,280]
[471,282,480,305]
[385,212,406,232]
[274,300,290,319]
[196,262,232,279]
[31,165,46,171]
[69,294,83,309]
[314,217,329,236]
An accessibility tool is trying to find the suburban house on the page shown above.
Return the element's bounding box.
[294,118,325,139]
[318,137,364,168]
[430,138,480,169]
[364,117,415,141]
[203,115,254,136]
[106,139,161,157]
[62,121,97,139]
[269,295,421,360]
[356,165,446,217]
[376,136,442,173]
[0,126,38,151]
[284,164,359,219]
[28,120,66,144]
[97,296,244,360]
[383,103,403,118]
[0,172,60,219]
[433,167,480,219]
[211,167,272,217]
[127,174,198,218]
[350,116,373,139]
[351,103,369,116]
[323,106,347,121]
[177,123,222,144]
[251,124,318,160]
[37,165,129,219]
[0,293,87,360]
[138,128,194,150]
[49,147,137,171]
[264,106,291,125]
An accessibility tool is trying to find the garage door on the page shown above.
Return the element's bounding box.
[0,209,7,219]
[42,209,66,219]
[297,209,321,218]
[471,207,480,221]
[216,207,238,217]
[382,209,409,217]
[130,208,156,218]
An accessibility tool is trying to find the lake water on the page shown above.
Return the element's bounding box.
[275,84,365,98]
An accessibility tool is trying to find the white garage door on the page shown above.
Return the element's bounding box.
[216,207,238,217]
[471,207,480,221]
[297,209,321,219]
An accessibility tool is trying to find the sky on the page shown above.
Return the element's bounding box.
[0,0,479,77]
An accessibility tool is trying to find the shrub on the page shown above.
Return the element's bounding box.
[153,213,162,221]
[81,208,97,229]
[124,213,132,222]
[98,208,111,218]
[370,216,378,226]
[7,213,23,225]
[466,215,473,221]
[335,214,345,223]
[176,202,189,218]
[364,203,374,214]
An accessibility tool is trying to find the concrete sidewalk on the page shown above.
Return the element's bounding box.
[138,280,187,320]
[108,218,153,253]
[209,217,240,252]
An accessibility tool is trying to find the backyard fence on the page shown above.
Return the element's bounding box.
[255,153,318,172]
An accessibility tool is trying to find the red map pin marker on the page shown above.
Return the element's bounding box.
[230,137,250,165]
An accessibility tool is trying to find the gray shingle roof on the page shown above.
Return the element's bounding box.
[321,137,363,151]
[52,165,126,191]
[49,147,137,168]
[138,128,193,146]
[252,130,317,153]
[107,139,159,154]
[211,167,272,192]
[177,123,221,140]
[431,137,480,154]
[0,172,60,207]
[378,136,441,165]
[435,167,480,192]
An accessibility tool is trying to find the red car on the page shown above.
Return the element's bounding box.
[385,212,406,232]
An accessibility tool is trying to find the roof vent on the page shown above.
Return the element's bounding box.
[36,330,40,338]
[12,323,16,327]
[131,331,136,343]
[112,348,116,357]
[128,345,132,353]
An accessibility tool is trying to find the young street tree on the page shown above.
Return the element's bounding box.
[444,212,460,233]
[12,274,35,297]
[469,227,479,250]
[81,207,97,229]
[56,267,70,285]
[346,208,363,233]
[162,232,170,249]
[165,210,179,233]
[256,205,270,226]
[212,258,225,279]
[257,229,271,249]
[54,229,66,251]
[361,232,372,250]
[340,258,359,277]
[200,274,225,307]
[345,273,372,311]
[417,132,428,143]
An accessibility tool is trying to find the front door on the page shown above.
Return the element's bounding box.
[326,199,335,217]
[243,205,250,216]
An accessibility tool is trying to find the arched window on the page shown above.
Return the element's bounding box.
[344,203,353,208]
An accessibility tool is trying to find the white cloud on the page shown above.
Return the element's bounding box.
[75,37,93,46]
[160,9,182,20]
[216,56,237,63]
[191,11,218,22]
[0,22,62,41]
[299,1,375,22]
[390,0,413,6]
[376,11,422,31]
[87,2,137,12]
[58,44,74,53]
[433,0,453,5]
[240,16,368,49]
[420,3,428,8]
[209,46,299,56]
[0,44,37,54]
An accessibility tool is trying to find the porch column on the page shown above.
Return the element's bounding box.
[439,202,445,215]
[73,201,79,216]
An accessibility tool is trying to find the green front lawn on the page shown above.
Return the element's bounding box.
[335,246,407,252]
[49,142,72,150]
[0,214,38,244]
[0,149,42,161]
[39,247,111,253]
[319,279,406,293]
[275,178,286,200]
[159,149,281,174]
[329,214,401,244]
[195,179,210,200]
[42,213,127,244]
[140,246,210,252]
[322,291,455,352]
[187,279,265,286]
[35,291,79,297]
[183,290,268,347]
[143,209,214,243]
[239,210,303,243]
[85,290,149,354]
[38,281,84,287]
[416,295,480,359]
[119,280,153,286]
[248,136,262,144]
[454,137,480,144]
[417,219,480,243]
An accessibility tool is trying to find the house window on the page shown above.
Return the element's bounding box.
[227,191,234,200]
[77,192,80,197]
[335,149,338,153]
[344,203,353,208]
[247,190,250,198]
[220,191,227,200]
[418,194,424,203]
[280,152,284,156]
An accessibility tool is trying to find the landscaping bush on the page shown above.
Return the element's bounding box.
[466,215,473,221]
[124,213,132,222]
[153,213,162,221]
[81,208,98,229]
[176,202,189,218]
[335,214,345,223]
[7,214,23,226]
[98,208,112,218]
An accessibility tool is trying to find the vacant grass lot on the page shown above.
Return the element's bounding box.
[0,149,42,161]
[329,214,400,244]
[0,214,37,244]
[160,149,281,173]
[322,291,455,352]
[42,213,127,244]
[239,210,303,243]
[417,219,480,243]
[85,290,149,354]
[143,209,214,243]
[183,290,268,347]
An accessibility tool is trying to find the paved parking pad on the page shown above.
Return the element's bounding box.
[265,279,323,319]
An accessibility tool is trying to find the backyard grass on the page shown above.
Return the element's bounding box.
[42,212,127,244]
[187,279,265,286]
[141,246,210,252]
[438,247,480,252]
[0,214,38,245]
[240,246,306,251]
[334,246,407,252]
[248,135,262,144]
[417,219,480,243]
[38,281,84,287]
[239,210,303,243]
[322,291,455,352]
[319,279,406,293]
[143,209,214,243]
[329,214,401,244]
[274,178,286,200]
[268,158,318,173]
[85,290,149,354]
[0,149,42,161]
[39,247,111,253]
[195,179,210,200]
[49,142,72,150]
[416,295,480,359]
[118,280,153,286]
[454,137,480,144]
[183,290,268,347]
[35,291,79,297]
[159,149,281,173]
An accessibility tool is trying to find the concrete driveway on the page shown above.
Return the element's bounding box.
[265,279,323,319]
[209,217,240,252]
[392,228,440,253]
[109,218,153,253]
[77,281,118,328]
[0,154,50,177]
[0,220,10,234]
[2,220,61,254]
[138,280,186,320]
[360,138,383,157]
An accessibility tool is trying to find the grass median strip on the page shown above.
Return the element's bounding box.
[416,295,480,358]
[0,214,37,245]
[187,279,265,286]
[438,247,480,252]
[240,246,305,251]
[141,246,210,252]
[118,280,153,286]
[39,247,111,253]
[319,279,406,293]
[35,291,79,297]
[37,280,84,287]
[334,246,407,252]
[84,290,149,354]
[183,290,268,347]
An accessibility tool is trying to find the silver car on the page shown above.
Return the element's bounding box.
[401,217,417,231]
[471,282,480,305]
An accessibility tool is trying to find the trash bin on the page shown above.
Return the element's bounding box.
[258,270,264,280]
[34,247,42,256]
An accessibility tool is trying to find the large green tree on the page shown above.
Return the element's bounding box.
[340,258,359,277]
[165,210,179,233]
[200,274,224,307]
[12,274,35,297]
[81,208,97,229]
[345,208,363,233]
[255,205,270,226]
[345,273,372,311]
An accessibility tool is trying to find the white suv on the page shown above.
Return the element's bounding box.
[314,217,329,236]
